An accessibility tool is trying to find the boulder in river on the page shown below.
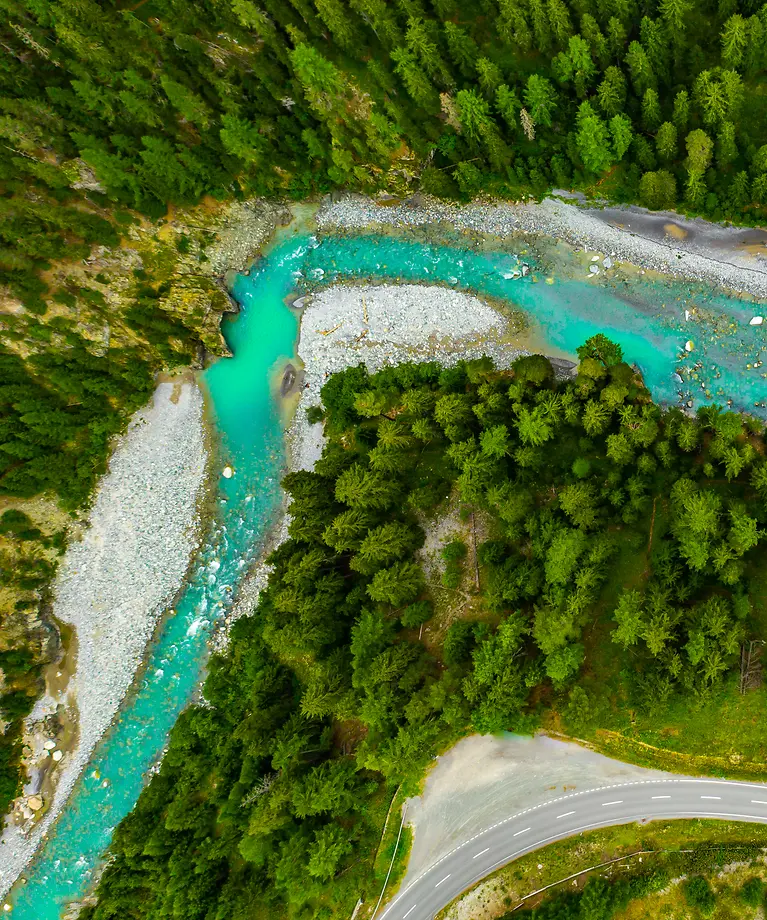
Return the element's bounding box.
[750,316,764,325]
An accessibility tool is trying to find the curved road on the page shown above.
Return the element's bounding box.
[379,778,767,920]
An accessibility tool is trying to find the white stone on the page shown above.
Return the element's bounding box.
[222,466,234,479]
[51,751,62,762]
[603,256,613,269]
[43,741,56,751]
[750,316,764,325]
[591,255,600,262]
[589,264,600,274]
[685,340,694,352]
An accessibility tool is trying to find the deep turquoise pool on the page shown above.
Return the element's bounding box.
[9,223,766,917]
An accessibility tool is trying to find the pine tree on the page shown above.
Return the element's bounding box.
[610,114,632,159]
[496,0,532,50]
[638,169,677,209]
[406,16,452,86]
[597,66,627,116]
[641,88,662,131]
[744,14,766,77]
[694,69,743,128]
[476,58,504,99]
[606,17,627,59]
[659,0,692,33]
[523,75,557,127]
[685,129,713,207]
[729,170,750,208]
[528,0,552,53]
[655,121,677,162]
[547,0,573,47]
[625,41,656,96]
[716,121,737,169]
[314,0,361,51]
[721,14,748,70]
[443,22,479,78]
[640,17,670,83]
[349,0,402,47]
[576,101,613,174]
[568,35,596,97]
[496,84,520,130]
[672,89,690,131]
[581,14,608,69]
[391,47,441,112]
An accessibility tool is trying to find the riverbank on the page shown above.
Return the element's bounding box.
[0,380,208,900]
[318,194,767,300]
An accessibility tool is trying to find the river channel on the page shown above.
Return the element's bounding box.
[9,215,767,917]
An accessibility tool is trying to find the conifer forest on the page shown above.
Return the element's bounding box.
[5,1,767,918]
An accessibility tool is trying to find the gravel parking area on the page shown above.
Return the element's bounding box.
[402,733,675,890]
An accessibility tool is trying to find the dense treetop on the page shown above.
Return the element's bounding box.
[83,340,767,919]
[5,0,767,316]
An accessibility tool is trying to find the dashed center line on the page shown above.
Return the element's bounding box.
[513,827,531,837]
[435,874,451,888]
[700,796,721,800]
[752,800,767,805]
[473,848,490,859]
[403,905,417,919]
[556,811,576,819]
[601,801,623,806]
[652,795,671,799]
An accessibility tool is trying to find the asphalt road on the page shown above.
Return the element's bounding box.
[378,778,767,920]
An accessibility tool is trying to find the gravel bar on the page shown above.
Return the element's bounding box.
[0,381,207,898]
[318,194,767,300]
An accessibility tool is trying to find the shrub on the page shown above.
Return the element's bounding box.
[683,876,716,916]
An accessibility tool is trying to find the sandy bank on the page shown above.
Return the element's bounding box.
[0,381,207,899]
[318,194,767,300]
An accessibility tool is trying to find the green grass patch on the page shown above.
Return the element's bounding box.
[440,820,767,920]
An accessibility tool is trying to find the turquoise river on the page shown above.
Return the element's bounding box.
[8,219,767,917]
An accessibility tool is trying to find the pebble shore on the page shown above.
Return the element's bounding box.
[319,194,767,299]
[0,382,207,899]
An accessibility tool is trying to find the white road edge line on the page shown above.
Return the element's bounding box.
[435,875,451,888]
[513,827,531,837]
[376,782,767,920]
[556,811,575,819]
[402,905,417,919]
[460,812,767,905]
[473,848,490,859]
[601,801,623,806]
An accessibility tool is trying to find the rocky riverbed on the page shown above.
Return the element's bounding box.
[0,380,208,899]
[318,194,767,300]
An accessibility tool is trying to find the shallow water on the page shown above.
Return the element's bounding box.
[10,224,767,917]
